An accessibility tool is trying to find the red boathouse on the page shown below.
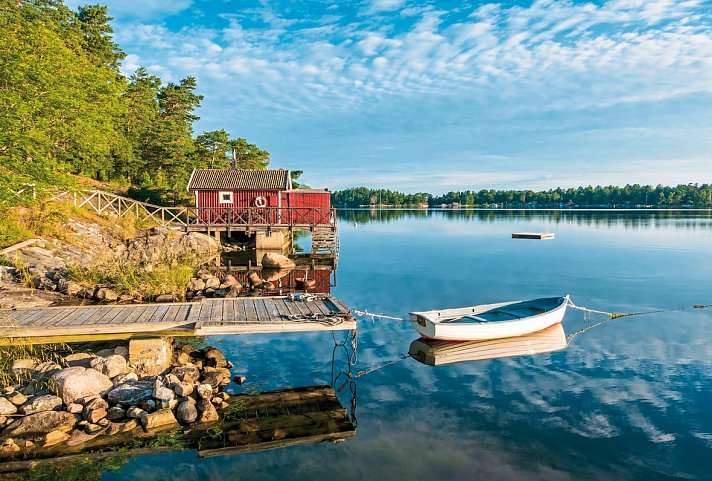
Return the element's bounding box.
[186,169,332,227]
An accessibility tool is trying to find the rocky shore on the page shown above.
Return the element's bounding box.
[0,340,242,459]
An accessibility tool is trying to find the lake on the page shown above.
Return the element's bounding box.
[104,209,712,481]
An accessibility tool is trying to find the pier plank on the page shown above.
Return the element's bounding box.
[0,295,355,340]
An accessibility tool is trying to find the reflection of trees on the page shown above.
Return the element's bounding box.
[337,208,712,229]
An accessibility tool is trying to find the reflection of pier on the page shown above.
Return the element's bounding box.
[0,386,356,473]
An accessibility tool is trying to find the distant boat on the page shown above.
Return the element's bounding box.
[409,323,568,366]
[409,295,569,341]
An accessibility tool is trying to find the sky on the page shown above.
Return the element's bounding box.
[66,0,712,193]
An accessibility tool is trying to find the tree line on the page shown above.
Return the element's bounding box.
[0,1,271,205]
[333,184,712,207]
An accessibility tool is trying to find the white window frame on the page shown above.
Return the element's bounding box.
[218,191,234,204]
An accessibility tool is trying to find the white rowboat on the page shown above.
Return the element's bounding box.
[409,323,568,366]
[409,295,569,341]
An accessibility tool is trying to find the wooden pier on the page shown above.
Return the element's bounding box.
[0,295,355,342]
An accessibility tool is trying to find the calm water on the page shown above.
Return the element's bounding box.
[106,209,712,481]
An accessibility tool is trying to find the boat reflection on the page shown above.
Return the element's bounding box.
[409,323,568,366]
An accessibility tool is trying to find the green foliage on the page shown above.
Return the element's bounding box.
[0,1,277,207]
[333,184,712,208]
[0,342,66,389]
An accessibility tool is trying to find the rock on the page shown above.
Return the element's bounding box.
[173,382,193,397]
[127,406,146,419]
[139,399,156,412]
[175,400,198,424]
[95,287,118,302]
[20,394,63,415]
[202,372,229,388]
[107,380,154,405]
[188,278,206,291]
[58,279,82,296]
[11,358,38,377]
[5,411,78,437]
[90,355,127,379]
[0,415,6,425]
[49,367,113,405]
[64,352,96,368]
[43,429,70,447]
[112,372,138,386]
[261,252,295,269]
[114,345,129,357]
[33,275,57,291]
[77,286,97,299]
[141,408,178,430]
[171,365,200,382]
[66,403,83,414]
[219,274,240,288]
[196,384,213,400]
[0,397,18,415]
[204,347,226,367]
[95,348,115,357]
[233,375,247,385]
[176,352,191,366]
[6,391,28,406]
[33,361,62,381]
[247,272,262,286]
[204,277,220,289]
[1,439,21,456]
[119,419,139,433]
[211,397,222,405]
[197,399,219,423]
[85,423,104,434]
[261,281,275,291]
[129,338,173,377]
[217,392,230,401]
[155,293,175,303]
[85,408,107,423]
[106,406,126,421]
[153,386,175,402]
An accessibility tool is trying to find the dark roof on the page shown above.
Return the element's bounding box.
[187,169,291,191]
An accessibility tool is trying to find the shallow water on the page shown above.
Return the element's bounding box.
[104,209,712,481]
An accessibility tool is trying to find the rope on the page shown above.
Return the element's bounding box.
[352,309,410,322]
[352,354,409,379]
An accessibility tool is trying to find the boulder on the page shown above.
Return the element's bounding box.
[48,367,113,405]
[155,294,175,303]
[219,275,240,288]
[153,386,175,402]
[57,279,82,296]
[5,411,78,437]
[33,361,62,381]
[204,277,220,289]
[106,406,126,421]
[0,397,18,415]
[176,401,198,424]
[196,384,213,400]
[172,382,193,397]
[188,278,206,291]
[171,365,200,382]
[77,286,97,299]
[1,439,21,456]
[90,355,127,379]
[20,394,63,415]
[81,397,109,420]
[112,372,138,386]
[84,408,107,423]
[204,347,226,365]
[6,391,28,406]
[43,430,71,447]
[176,352,191,366]
[141,408,178,430]
[127,407,146,419]
[139,399,156,412]
[64,353,96,368]
[261,252,295,269]
[33,275,57,291]
[66,403,83,414]
[197,399,219,423]
[11,358,38,378]
[114,345,129,357]
[107,380,154,405]
[129,338,173,377]
[95,287,118,302]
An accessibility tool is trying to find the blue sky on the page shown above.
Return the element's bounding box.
[67,0,712,192]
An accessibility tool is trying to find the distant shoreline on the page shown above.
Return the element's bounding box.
[335,206,712,211]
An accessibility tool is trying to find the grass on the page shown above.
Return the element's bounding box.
[0,340,68,389]
[66,257,195,301]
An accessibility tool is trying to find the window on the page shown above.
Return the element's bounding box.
[219,191,233,204]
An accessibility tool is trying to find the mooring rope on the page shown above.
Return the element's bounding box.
[352,309,410,322]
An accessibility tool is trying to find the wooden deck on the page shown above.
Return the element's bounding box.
[0,295,355,341]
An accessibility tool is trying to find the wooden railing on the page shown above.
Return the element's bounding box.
[52,190,336,231]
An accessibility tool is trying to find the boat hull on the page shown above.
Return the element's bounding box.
[409,296,568,341]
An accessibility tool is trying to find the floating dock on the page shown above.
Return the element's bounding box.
[0,295,355,343]
[512,232,555,240]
